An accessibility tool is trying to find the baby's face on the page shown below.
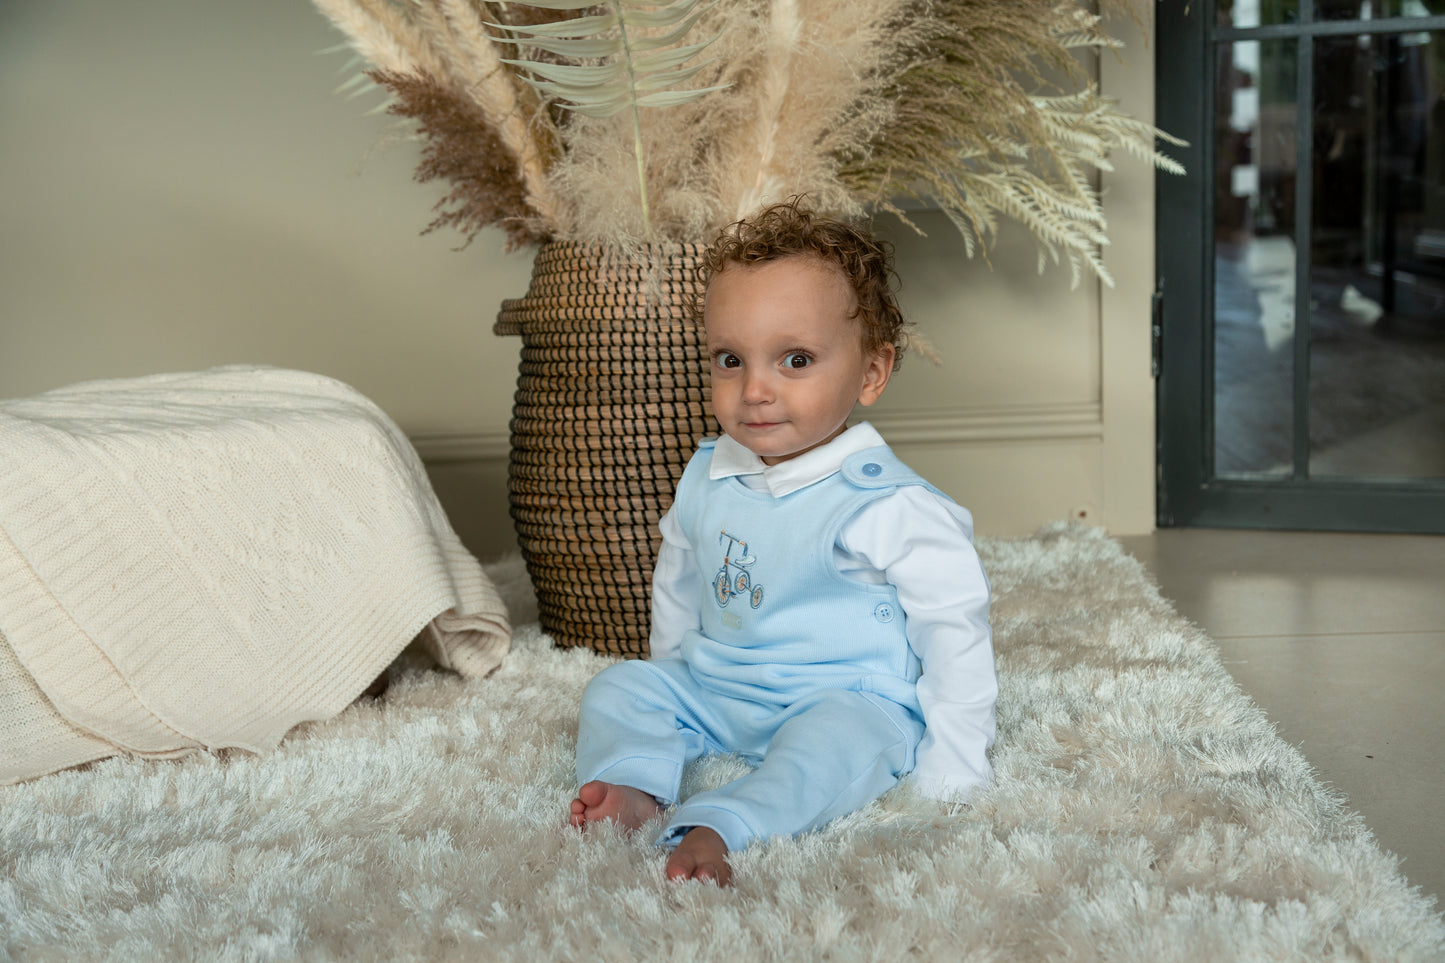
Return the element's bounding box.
[703,256,892,466]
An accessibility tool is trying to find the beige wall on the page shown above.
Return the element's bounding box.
[0,0,1157,560]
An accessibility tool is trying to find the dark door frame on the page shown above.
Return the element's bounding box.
[1154,1,1445,533]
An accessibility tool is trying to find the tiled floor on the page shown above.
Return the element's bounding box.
[1118,528,1445,911]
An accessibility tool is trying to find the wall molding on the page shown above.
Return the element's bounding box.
[410,429,513,463]
[409,402,1103,464]
[866,402,1103,446]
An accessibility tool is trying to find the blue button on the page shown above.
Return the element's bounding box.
[862,463,883,477]
[874,602,895,623]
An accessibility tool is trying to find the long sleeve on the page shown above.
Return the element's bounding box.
[647,506,702,662]
[838,487,997,801]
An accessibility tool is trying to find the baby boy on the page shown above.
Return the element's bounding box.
[568,200,997,885]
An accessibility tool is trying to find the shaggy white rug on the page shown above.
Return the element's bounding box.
[2,525,1442,961]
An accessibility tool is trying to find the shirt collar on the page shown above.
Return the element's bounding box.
[708,422,886,497]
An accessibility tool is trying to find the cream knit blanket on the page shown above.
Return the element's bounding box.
[0,366,511,785]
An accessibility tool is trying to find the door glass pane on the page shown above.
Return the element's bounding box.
[1218,0,1299,27]
[1215,39,1299,477]
[1309,30,1445,479]
[1317,0,1445,19]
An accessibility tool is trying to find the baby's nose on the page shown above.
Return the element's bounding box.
[742,372,773,403]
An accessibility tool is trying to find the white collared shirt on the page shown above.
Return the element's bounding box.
[704,422,889,497]
[649,422,997,801]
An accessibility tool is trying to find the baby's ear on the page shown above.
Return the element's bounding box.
[858,345,894,406]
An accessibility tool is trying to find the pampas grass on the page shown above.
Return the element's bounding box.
[322,0,570,247]
[313,0,446,78]
[703,0,922,227]
[376,70,546,249]
[312,0,1180,278]
[725,0,800,221]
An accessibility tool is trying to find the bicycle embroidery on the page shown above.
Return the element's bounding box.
[713,530,765,609]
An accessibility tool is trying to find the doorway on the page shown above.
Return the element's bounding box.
[1156,0,1445,532]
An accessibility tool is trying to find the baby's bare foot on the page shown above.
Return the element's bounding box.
[665,827,731,886]
[569,781,662,832]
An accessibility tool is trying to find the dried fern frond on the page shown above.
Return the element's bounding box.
[489,2,728,116]
[539,0,755,249]
[487,0,729,240]
[840,0,1182,286]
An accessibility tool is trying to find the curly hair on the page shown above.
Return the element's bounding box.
[695,199,910,369]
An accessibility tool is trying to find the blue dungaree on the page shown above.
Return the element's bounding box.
[575,441,940,851]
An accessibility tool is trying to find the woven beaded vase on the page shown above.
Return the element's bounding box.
[494,241,713,657]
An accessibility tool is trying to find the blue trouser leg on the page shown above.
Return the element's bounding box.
[576,659,751,805]
[661,690,925,853]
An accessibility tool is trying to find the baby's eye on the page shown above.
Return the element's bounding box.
[783,352,812,369]
[714,352,741,369]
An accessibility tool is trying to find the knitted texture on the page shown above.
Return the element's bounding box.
[0,366,511,784]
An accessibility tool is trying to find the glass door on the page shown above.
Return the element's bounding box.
[1157,0,1445,532]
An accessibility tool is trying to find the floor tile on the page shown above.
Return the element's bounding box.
[1119,530,1445,638]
